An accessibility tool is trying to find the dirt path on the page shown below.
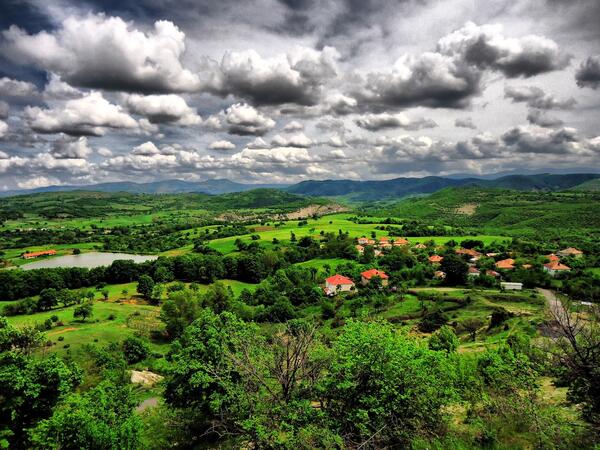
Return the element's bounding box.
[536,288,563,318]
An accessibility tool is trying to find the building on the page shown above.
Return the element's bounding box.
[393,238,409,246]
[374,249,383,257]
[467,267,480,277]
[543,261,571,276]
[429,255,443,264]
[434,270,446,280]
[22,250,57,259]
[380,242,393,249]
[522,264,532,270]
[501,282,523,290]
[495,258,515,270]
[557,247,583,258]
[456,248,482,258]
[486,270,500,278]
[360,269,389,286]
[357,237,369,245]
[414,243,427,249]
[546,253,560,262]
[355,244,364,254]
[325,274,355,295]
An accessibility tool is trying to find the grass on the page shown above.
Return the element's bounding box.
[3,242,103,266]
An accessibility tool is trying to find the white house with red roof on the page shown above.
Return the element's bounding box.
[557,247,583,258]
[360,269,389,286]
[429,255,443,264]
[325,274,355,295]
[543,261,571,276]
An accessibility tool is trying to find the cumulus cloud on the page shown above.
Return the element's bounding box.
[355,112,437,131]
[0,76,38,97]
[576,56,600,89]
[124,94,202,125]
[455,117,476,129]
[209,140,236,150]
[437,22,571,78]
[43,74,81,99]
[504,86,576,109]
[17,176,60,189]
[271,132,313,147]
[325,93,358,115]
[2,14,200,93]
[97,147,113,157]
[283,120,304,132]
[198,46,339,105]
[0,120,8,138]
[526,109,563,128]
[51,136,93,158]
[502,126,585,154]
[211,103,276,136]
[25,91,138,136]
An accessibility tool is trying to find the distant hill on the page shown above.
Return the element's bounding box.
[286,173,600,200]
[364,186,600,235]
[0,179,287,197]
[571,178,600,191]
[2,173,599,200]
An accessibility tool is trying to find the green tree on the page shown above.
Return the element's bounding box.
[320,320,459,447]
[29,381,142,450]
[203,282,233,313]
[73,302,93,322]
[101,289,109,301]
[429,325,459,353]
[440,254,468,285]
[159,289,203,338]
[137,275,155,300]
[38,288,59,311]
[122,336,149,364]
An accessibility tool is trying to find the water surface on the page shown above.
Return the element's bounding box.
[21,252,158,270]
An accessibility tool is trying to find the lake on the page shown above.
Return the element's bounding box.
[21,252,159,270]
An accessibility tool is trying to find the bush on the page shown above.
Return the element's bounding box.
[107,314,116,320]
[58,336,64,342]
[122,336,149,364]
[63,344,70,349]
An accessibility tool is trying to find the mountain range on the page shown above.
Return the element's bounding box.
[1,173,599,200]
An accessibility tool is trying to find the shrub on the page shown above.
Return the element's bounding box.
[122,336,149,364]
[58,336,64,342]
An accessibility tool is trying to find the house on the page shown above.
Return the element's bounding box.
[434,271,446,280]
[378,236,390,244]
[521,264,532,270]
[486,270,500,278]
[557,247,583,258]
[486,252,499,257]
[501,282,523,290]
[543,261,571,276]
[467,267,480,277]
[374,249,383,257]
[355,245,364,254]
[366,239,377,246]
[414,243,427,249]
[456,248,482,258]
[393,238,409,246]
[380,242,393,249]
[546,253,560,262]
[357,237,369,245]
[429,255,443,264]
[325,274,355,295]
[495,258,515,270]
[361,269,389,286]
[22,249,57,259]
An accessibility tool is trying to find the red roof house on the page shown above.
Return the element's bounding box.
[22,249,57,259]
[544,261,571,276]
[429,255,443,264]
[495,258,515,270]
[361,269,389,286]
[325,274,355,295]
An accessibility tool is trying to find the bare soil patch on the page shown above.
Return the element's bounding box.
[455,203,478,215]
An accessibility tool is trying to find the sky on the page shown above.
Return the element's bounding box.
[0,0,599,189]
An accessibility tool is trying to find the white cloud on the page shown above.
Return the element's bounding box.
[0,120,8,138]
[355,112,437,131]
[25,91,139,136]
[0,77,38,97]
[51,136,92,158]
[3,14,200,93]
[17,176,60,189]
[283,120,304,132]
[97,147,113,157]
[271,132,313,148]
[209,140,236,150]
[212,103,276,136]
[124,93,202,125]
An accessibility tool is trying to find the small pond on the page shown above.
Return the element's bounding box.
[21,252,158,270]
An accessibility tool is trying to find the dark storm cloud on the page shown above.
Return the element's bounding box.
[575,56,600,89]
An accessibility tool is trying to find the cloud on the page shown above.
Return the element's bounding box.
[455,117,476,129]
[24,91,139,136]
[355,112,437,131]
[131,141,161,156]
[283,120,304,132]
[437,22,571,78]
[51,136,93,158]
[97,147,113,157]
[502,126,585,154]
[504,86,576,109]
[575,56,600,89]
[271,132,313,147]
[211,103,276,136]
[2,14,200,93]
[209,140,236,150]
[17,176,60,189]
[0,120,8,138]
[43,74,81,99]
[526,109,563,128]
[198,46,339,105]
[124,94,202,125]
[325,93,358,115]
[0,76,38,98]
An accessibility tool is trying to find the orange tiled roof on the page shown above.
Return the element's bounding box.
[326,274,355,285]
[429,255,443,263]
[544,261,571,271]
[23,250,57,258]
[495,258,515,269]
[361,269,389,280]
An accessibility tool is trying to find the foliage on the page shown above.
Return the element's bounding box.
[122,336,149,364]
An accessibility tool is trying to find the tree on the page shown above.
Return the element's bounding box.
[73,302,93,322]
[440,254,468,285]
[321,320,459,447]
[101,289,109,301]
[29,381,142,450]
[203,282,233,313]
[159,289,203,338]
[122,336,149,364]
[137,275,155,300]
[38,288,59,311]
[462,317,483,341]
[429,325,459,353]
